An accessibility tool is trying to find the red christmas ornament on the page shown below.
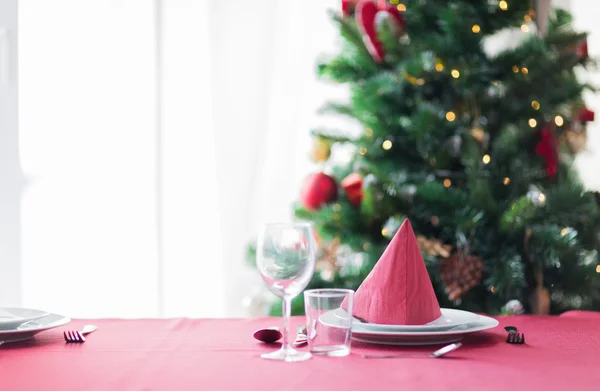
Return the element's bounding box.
[301,173,338,210]
[341,173,363,206]
[578,107,595,123]
[356,0,405,62]
[535,125,559,178]
[577,39,589,60]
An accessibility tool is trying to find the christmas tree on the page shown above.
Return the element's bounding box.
[250,0,600,316]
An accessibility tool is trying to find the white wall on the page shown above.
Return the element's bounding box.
[0,0,22,307]
[569,0,600,190]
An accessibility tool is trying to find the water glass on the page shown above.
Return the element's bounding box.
[304,289,354,357]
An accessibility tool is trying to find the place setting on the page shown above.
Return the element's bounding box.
[0,307,97,346]
[253,219,499,361]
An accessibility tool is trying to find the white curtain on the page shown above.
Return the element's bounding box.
[6,0,340,318]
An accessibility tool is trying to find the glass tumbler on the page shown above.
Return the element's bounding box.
[303,289,354,357]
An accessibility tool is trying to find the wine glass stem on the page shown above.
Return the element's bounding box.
[282,297,292,351]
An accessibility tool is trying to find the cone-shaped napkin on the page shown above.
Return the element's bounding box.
[346,219,441,325]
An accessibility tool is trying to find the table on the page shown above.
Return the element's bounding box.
[1,312,599,390]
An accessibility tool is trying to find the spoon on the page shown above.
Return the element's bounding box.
[253,327,282,344]
[361,342,463,359]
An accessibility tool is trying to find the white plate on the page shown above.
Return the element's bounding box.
[0,308,50,330]
[0,313,71,343]
[351,314,499,346]
[339,308,480,332]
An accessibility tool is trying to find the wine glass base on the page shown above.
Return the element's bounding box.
[261,347,312,362]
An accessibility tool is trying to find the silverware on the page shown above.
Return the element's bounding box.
[63,324,98,343]
[253,327,282,344]
[293,326,308,347]
[361,342,463,359]
[505,325,525,344]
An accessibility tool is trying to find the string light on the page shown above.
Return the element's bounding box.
[472,24,481,33]
[538,193,546,203]
[482,154,491,164]
[430,216,440,226]
[365,128,373,137]
[443,179,452,188]
[529,118,537,128]
[446,111,456,121]
[416,78,425,85]
[333,203,342,212]
[531,100,540,110]
[503,177,511,185]
[397,3,406,11]
[491,286,496,293]
[596,265,600,273]
[381,228,388,237]
[333,214,341,221]
[359,147,367,155]
[524,14,532,22]
[435,62,444,72]
[555,115,564,126]
[521,24,529,32]
[499,1,508,11]
[521,67,529,74]
[363,242,371,251]
[512,65,520,73]
[382,140,392,150]
[451,69,460,78]
[561,228,568,236]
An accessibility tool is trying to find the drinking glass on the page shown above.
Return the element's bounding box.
[256,222,316,362]
[304,289,354,357]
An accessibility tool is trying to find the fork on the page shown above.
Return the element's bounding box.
[506,332,525,344]
[63,324,98,343]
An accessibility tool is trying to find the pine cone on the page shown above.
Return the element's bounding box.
[439,252,484,301]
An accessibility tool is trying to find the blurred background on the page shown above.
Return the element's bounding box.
[0,0,599,318]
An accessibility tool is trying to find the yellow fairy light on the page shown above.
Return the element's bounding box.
[451,69,460,78]
[381,228,388,237]
[435,62,444,72]
[521,24,529,32]
[524,14,532,22]
[499,1,508,10]
[472,24,481,33]
[397,3,407,11]
[538,193,546,203]
[521,67,529,74]
[512,65,520,73]
[446,111,456,121]
[482,154,491,164]
[531,100,540,110]
[382,140,392,150]
[555,115,564,127]
[365,128,373,137]
[561,228,568,236]
[443,178,452,188]
[596,265,600,273]
[491,286,496,293]
[503,177,511,185]
[359,147,367,155]
[416,78,425,85]
[529,118,537,128]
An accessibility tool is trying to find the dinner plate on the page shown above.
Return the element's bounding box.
[334,308,481,332]
[0,313,71,343]
[0,308,50,330]
[351,314,499,345]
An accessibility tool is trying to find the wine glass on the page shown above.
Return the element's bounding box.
[256,222,316,362]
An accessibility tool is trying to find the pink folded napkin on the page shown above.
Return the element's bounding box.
[344,219,441,325]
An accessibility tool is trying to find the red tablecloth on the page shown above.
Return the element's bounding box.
[1,312,599,390]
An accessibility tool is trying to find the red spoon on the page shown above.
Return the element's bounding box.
[253,327,282,344]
